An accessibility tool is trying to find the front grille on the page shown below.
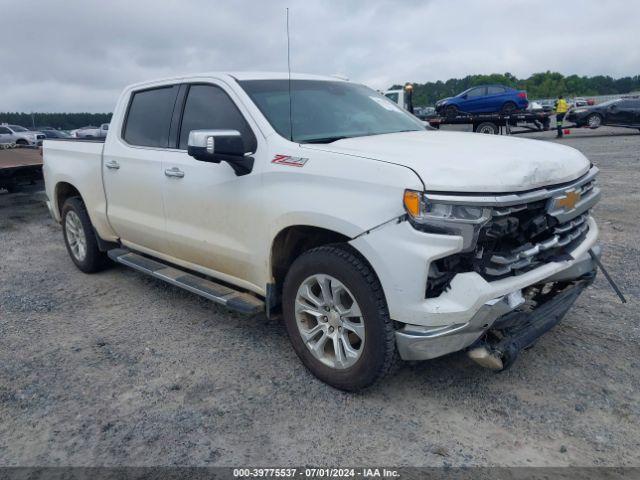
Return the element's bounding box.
[424,168,600,298]
[481,212,589,277]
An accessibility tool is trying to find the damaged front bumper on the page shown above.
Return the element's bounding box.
[395,245,600,363]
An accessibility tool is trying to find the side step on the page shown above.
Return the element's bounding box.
[107,248,264,315]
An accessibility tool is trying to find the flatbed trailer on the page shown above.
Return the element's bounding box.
[0,148,43,192]
[428,111,553,135]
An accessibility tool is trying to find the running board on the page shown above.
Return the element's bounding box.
[107,248,264,315]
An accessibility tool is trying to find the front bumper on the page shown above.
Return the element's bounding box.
[395,245,600,361]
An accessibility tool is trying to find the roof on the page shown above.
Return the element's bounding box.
[125,71,345,91]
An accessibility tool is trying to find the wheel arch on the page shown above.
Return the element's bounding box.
[54,181,83,216]
[269,224,383,312]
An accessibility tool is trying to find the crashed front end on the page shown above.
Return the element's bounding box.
[352,166,602,369]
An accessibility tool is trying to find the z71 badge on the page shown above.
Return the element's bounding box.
[271,154,309,167]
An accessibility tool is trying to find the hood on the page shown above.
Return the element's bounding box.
[436,97,452,106]
[303,131,590,193]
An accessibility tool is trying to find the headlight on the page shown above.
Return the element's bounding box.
[403,190,492,251]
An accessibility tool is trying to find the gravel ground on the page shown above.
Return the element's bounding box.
[0,127,638,467]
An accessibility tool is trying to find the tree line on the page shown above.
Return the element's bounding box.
[391,72,640,106]
[0,112,112,130]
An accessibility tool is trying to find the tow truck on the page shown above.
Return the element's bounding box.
[384,85,552,135]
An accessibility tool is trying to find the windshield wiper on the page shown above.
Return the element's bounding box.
[302,136,350,144]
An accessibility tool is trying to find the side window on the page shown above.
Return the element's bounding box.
[178,84,257,152]
[0,127,10,134]
[467,87,485,98]
[487,86,505,95]
[123,86,179,148]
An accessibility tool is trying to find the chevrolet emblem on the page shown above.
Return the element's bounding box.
[556,190,581,210]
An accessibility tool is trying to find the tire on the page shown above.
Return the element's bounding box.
[500,101,517,114]
[282,245,397,391]
[16,139,28,146]
[475,122,499,134]
[61,197,109,273]
[444,105,459,118]
[586,113,602,129]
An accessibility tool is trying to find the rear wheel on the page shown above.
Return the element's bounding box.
[475,122,499,134]
[282,245,397,391]
[586,113,602,129]
[61,197,109,273]
[501,101,517,114]
[16,139,28,146]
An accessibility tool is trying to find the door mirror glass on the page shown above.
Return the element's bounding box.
[187,129,254,176]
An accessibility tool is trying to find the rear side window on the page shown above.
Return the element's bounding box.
[487,86,505,94]
[178,84,257,152]
[0,127,10,134]
[123,86,179,147]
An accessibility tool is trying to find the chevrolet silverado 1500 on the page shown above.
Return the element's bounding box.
[43,72,601,390]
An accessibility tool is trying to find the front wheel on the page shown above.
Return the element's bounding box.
[282,245,397,391]
[62,197,109,273]
[444,105,459,118]
[586,113,602,129]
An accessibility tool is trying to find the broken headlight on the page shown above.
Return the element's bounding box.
[403,190,492,251]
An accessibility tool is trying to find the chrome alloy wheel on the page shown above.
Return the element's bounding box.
[295,274,365,369]
[587,114,601,128]
[65,210,87,261]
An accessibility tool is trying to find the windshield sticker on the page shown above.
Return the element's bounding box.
[272,154,309,167]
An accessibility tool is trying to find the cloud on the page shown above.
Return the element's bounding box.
[1,0,638,112]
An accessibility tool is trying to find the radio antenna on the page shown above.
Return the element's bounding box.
[286,7,293,141]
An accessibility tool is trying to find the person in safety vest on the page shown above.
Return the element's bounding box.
[554,95,568,138]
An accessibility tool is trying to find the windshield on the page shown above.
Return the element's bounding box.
[9,125,28,132]
[239,80,424,143]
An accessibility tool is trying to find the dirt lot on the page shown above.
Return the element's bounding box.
[0,128,638,467]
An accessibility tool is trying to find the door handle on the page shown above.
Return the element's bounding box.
[105,160,120,170]
[164,167,185,178]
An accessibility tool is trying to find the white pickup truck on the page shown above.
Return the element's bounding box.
[43,72,601,390]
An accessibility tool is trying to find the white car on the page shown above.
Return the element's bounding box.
[43,72,601,390]
[0,124,45,147]
[75,123,109,139]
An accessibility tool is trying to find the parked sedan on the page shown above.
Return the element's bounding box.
[435,85,528,117]
[565,97,640,130]
[40,129,72,139]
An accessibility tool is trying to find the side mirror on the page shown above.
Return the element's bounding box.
[187,129,254,176]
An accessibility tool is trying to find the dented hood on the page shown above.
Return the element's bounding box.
[304,130,590,193]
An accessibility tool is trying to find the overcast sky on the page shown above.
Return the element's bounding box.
[2,0,638,112]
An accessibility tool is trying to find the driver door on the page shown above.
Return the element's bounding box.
[161,82,263,287]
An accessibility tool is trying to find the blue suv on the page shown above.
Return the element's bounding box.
[435,85,529,117]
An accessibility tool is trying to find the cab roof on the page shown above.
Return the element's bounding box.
[125,71,346,91]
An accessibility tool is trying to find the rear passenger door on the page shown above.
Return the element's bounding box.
[486,86,507,111]
[161,82,263,287]
[103,85,179,254]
